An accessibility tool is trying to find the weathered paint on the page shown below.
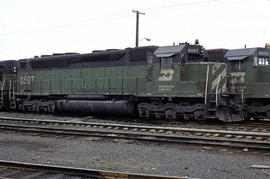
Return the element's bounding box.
[15,62,227,98]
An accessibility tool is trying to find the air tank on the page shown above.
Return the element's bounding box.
[56,100,135,115]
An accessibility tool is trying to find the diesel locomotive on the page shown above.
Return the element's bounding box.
[208,46,270,120]
[2,42,268,122]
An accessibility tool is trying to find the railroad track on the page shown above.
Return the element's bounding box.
[222,120,270,132]
[0,116,270,150]
[1,115,270,132]
[0,160,188,179]
[1,114,270,132]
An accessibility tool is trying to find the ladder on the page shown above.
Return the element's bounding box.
[0,79,6,109]
[9,80,16,109]
[204,64,223,119]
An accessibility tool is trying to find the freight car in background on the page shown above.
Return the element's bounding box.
[0,43,247,122]
[207,45,270,120]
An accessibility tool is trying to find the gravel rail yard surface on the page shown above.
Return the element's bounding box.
[0,112,270,178]
[0,130,270,178]
[1,118,270,151]
[0,160,185,179]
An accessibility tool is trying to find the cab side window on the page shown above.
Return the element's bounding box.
[231,60,242,71]
[254,57,257,66]
[147,56,153,66]
[160,57,173,69]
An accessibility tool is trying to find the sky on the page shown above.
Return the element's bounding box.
[0,0,270,60]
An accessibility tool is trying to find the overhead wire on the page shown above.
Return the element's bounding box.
[0,10,133,36]
[1,0,245,35]
[141,0,246,14]
[0,0,255,43]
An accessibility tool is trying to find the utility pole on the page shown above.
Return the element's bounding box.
[132,10,145,47]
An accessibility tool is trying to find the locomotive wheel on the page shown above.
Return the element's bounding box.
[164,108,177,119]
[216,107,244,122]
[243,111,250,121]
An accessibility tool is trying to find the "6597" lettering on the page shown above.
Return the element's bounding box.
[20,75,35,85]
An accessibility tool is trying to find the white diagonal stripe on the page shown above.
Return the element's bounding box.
[212,67,226,91]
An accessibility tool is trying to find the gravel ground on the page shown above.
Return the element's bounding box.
[0,131,270,179]
[1,112,270,178]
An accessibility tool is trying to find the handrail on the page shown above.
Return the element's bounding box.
[204,65,209,104]
[8,80,12,101]
[215,75,221,106]
[12,81,16,99]
[1,79,6,103]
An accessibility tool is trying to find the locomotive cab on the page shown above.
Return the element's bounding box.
[152,44,206,85]
[225,47,270,120]
[154,43,205,65]
[138,43,236,121]
[152,43,207,87]
[225,48,270,94]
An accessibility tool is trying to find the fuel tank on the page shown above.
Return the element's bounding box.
[56,100,135,115]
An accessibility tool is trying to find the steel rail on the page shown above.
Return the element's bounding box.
[1,116,270,133]
[0,160,191,179]
[1,116,270,136]
[0,122,270,150]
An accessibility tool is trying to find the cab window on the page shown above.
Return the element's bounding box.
[160,57,173,69]
[254,56,270,66]
[231,60,242,71]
